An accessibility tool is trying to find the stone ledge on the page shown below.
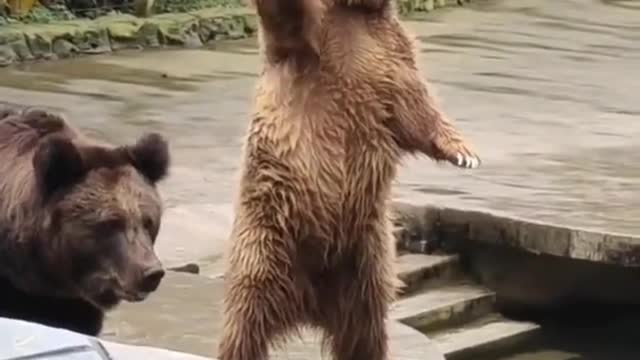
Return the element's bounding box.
[391,201,640,267]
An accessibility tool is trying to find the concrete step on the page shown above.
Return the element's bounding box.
[391,283,495,332]
[396,253,462,296]
[431,316,541,360]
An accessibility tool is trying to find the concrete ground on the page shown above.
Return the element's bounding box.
[102,271,446,360]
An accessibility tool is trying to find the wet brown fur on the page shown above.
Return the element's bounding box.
[218,1,480,359]
[0,107,170,335]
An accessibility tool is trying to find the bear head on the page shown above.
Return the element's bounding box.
[31,131,170,310]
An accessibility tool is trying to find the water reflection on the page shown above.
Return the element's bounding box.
[478,312,640,360]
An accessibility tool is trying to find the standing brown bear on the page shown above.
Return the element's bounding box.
[0,107,170,336]
[218,0,480,359]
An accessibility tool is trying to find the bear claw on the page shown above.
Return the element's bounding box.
[456,153,480,169]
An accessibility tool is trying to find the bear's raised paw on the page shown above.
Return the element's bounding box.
[431,135,481,169]
[455,152,481,169]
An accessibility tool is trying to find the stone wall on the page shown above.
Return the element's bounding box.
[391,202,640,267]
[0,0,471,66]
[0,8,256,66]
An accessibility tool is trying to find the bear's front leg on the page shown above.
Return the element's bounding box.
[253,0,322,62]
[387,73,481,169]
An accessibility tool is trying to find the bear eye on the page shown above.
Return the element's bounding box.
[96,218,126,234]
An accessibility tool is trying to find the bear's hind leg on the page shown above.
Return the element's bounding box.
[329,291,390,360]
[317,227,397,360]
[217,224,305,360]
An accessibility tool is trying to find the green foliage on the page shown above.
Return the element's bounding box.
[13,4,75,23]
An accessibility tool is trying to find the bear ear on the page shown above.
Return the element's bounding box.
[127,133,170,184]
[33,136,86,199]
[0,107,19,121]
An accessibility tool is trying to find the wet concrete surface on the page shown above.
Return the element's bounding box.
[102,272,446,360]
[1,0,639,276]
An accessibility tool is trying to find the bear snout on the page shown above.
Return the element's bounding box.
[137,265,165,294]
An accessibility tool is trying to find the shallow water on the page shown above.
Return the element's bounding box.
[476,314,640,360]
[0,0,639,272]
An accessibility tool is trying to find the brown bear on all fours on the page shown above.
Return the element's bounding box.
[0,107,170,336]
[217,0,481,359]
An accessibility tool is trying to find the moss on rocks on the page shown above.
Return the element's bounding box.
[0,7,256,66]
[0,28,32,62]
[148,13,202,46]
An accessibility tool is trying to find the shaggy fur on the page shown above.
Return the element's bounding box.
[0,107,170,335]
[218,0,480,359]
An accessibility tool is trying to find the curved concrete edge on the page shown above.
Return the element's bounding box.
[391,201,640,267]
[0,317,210,360]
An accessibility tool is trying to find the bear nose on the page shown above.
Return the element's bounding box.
[138,267,165,293]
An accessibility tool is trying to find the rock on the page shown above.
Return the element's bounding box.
[25,33,54,60]
[0,45,16,66]
[52,38,78,59]
[220,15,249,40]
[21,22,111,59]
[102,16,145,50]
[137,22,162,47]
[21,23,78,60]
[198,17,226,43]
[150,13,203,47]
[243,13,258,33]
[73,27,112,54]
[183,27,204,48]
[198,14,254,44]
[0,29,33,61]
